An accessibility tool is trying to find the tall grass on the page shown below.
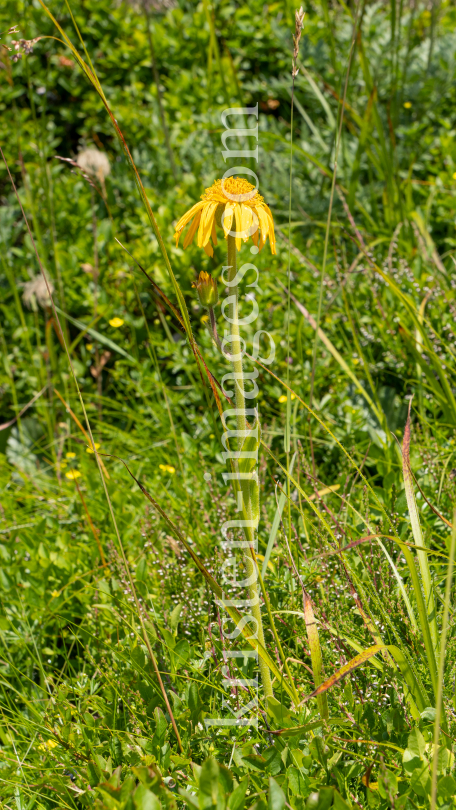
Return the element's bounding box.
[1,0,456,807]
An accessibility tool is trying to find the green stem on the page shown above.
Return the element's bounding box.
[227,234,273,701]
[431,509,456,808]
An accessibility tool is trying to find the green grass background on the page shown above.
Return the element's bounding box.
[1,0,456,807]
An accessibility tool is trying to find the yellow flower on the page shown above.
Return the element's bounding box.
[86,442,101,454]
[453,172,456,180]
[201,314,209,324]
[403,101,412,109]
[109,317,124,328]
[159,464,176,474]
[65,470,81,480]
[66,451,76,459]
[278,393,296,403]
[174,176,276,257]
[38,738,58,751]
[51,590,60,598]
[86,343,93,351]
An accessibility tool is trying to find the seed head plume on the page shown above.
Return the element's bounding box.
[292,6,305,77]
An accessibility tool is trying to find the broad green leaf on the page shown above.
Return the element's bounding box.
[199,758,219,805]
[407,727,426,759]
[268,778,285,810]
[228,780,248,810]
[133,785,161,810]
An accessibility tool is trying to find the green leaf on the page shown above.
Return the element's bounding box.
[407,727,426,758]
[266,697,295,728]
[268,777,285,810]
[378,769,398,801]
[410,763,431,798]
[228,780,248,810]
[333,791,352,809]
[134,785,161,810]
[437,775,456,800]
[305,788,333,810]
[170,603,183,632]
[153,707,167,742]
[218,764,234,796]
[136,558,148,582]
[199,758,219,805]
[287,766,309,797]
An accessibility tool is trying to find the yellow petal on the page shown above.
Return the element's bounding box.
[174,201,205,235]
[183,210,202,249]
[197,202,214,247]
[233,204,242,251]
[240,205,253,242]
[198,201,218,247]
[203,241,214,257]
[256,206,270,242]
[222,204,234,238]
[211,220,218,247]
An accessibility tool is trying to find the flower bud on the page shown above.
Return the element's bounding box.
[193,271,218,309]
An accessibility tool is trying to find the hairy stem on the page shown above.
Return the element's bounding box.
[227,234,273,701]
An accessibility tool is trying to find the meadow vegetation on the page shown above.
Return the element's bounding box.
[1,0,456,807]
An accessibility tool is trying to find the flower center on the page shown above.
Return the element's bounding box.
[202,177,264,205]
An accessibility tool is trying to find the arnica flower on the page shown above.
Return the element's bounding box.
[109,317,124,328]
[86,442,101,454]
[193,271,218,309]
[174,176,276,257]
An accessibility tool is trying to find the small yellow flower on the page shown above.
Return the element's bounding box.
[453,172,456,180]
[39,738,58,751]
[159,464,175,474]
[109,317,124,328]
[201,314,209,324]
[86,343,93,351]
[66,451,76,459]
[174,176,276,257]
[403,101,412,109]
[86,442,101,454]
[65,470,81,480]
[278,393,296,403]
[51,590,60,598]
[209,434,215,439]
[60,461,67,469]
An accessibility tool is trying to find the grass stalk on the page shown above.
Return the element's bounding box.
[430,508,456,806]
[144,7,178,182]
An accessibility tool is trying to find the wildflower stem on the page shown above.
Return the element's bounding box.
[227,234,273,701]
